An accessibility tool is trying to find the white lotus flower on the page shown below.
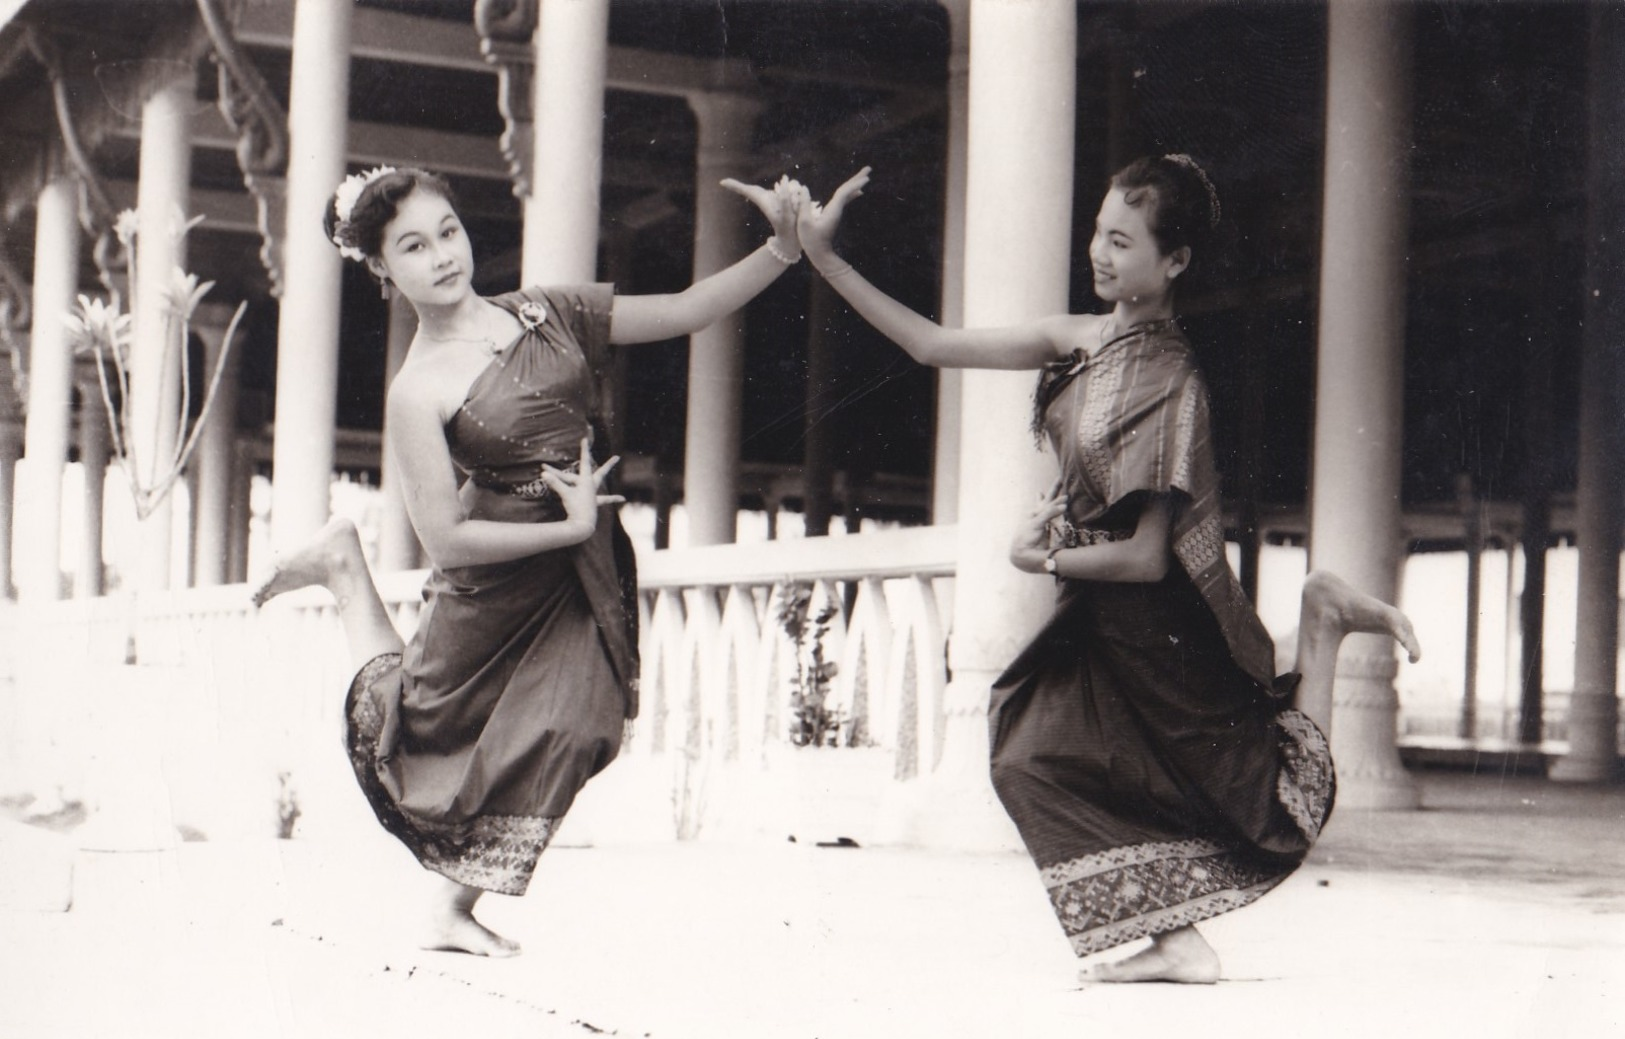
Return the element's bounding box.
[63,294,131,359]
[113,209,139,246]
[165,266,214,321]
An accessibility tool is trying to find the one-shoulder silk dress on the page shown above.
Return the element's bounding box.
[344,284,639,896]
[988,320,1335,956]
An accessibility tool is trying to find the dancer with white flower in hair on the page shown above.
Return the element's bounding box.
[255,165,810,957]
[798,156,1422,984]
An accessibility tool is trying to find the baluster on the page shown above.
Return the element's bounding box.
[838,575,893,749]
[882,574,949,779]
[718,583,765,762]
[642,588,687,755]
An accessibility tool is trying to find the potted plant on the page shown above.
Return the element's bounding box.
[47,209,246,852]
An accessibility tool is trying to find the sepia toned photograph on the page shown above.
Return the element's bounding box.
[0,1,1620,1036]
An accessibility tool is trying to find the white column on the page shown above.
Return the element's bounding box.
[190,303,241,587]
[802,280,838,537]
[1308,0,1417,809]
[76,381,109,598]
[681,94,759,547]
[16,176,81,603]
[0,419,21,598]
[522,0,609,284]
[1552,2,1625,783]
[376,292,421,571]
[896,0,1076,850]
[126,65,195,591]
[269,0,352,553]
[227,440,253,584]
[931,0,970,525]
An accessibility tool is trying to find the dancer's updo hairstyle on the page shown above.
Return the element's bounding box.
[323,167,458,263]
[1030,155,1222,441]
[1109,153,1221,260]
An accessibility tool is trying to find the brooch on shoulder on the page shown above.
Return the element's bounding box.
[517,300,547,332]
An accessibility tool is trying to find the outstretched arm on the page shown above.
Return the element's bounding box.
[609,176,808,345]
[799,167,1077,370]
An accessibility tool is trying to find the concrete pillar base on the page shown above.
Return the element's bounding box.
[1549,692,1622,783]
[1549,756,1623,784]
[878,672,1022,852]
[876,773,1022,853]
[1329,644,1420,810]
[1328,768,1421,811]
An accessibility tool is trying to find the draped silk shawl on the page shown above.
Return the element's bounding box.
[1039,321,1277,690]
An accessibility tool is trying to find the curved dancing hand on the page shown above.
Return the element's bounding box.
[541,437,624,537]
[720,174,810,250]
[1009,486,1068,573]
[798,166,872,262]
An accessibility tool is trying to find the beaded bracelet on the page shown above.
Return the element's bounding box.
[765,239,802,265]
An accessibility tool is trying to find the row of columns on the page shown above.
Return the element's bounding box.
[9,58,256,602]
[2,0,1617,794]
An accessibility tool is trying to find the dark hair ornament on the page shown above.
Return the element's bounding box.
[1162,153,1221,230]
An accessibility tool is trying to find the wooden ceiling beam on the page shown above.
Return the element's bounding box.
[232,2,759,99]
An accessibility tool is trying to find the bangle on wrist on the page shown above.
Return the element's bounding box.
[818,261,855,280]
[765,238,801,265]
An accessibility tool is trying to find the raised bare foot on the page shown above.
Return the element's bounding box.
[420,908,522,958]
[1079,926,1220,985]
[250,517,362,608]
[1302,570,1422,663]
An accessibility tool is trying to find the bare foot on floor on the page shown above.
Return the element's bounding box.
[1303,569,1422,663]
[421,909,522,958]
[250,517,362,608]
[1080,927,1220,985]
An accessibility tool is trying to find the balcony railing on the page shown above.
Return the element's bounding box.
[0,526,957,844]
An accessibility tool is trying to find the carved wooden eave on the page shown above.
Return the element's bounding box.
[25,23,124,303]
[197,0,287,297]
[7,5,205,306]
[0,236,31,418]
[473,0,538,200]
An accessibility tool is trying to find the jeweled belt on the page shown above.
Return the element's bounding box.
[475,460,579,501]
[1049,515,1132,550]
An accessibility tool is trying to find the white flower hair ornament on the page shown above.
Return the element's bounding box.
[329,166,398,262]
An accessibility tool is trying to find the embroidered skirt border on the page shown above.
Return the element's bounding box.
[1042,837,1289,956]
[343,652,559,897]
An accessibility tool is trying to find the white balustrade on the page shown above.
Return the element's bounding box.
[0,527,957,845]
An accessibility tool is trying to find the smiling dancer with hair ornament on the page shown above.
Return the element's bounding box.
[797,156,1422,984]
[255,164,810,957]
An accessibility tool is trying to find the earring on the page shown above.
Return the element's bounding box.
[379,279,390,300]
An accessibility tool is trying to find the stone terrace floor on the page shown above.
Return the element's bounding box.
[2,768,1622,1039]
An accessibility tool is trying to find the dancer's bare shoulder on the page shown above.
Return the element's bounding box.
[387,354,477,428]
[1042,313,1113,358]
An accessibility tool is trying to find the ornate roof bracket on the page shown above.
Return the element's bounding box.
[198,0,289,297]
[474,0,538,199]
[0,234,32,416]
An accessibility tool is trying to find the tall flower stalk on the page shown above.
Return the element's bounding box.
[64,208,245,521]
